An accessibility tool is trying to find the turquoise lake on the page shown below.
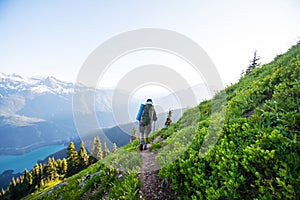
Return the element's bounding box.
[0,145,66,174]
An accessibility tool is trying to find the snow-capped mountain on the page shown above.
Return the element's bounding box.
[0,73,73,96]
[0,73,115,117]
[0,73,115,155]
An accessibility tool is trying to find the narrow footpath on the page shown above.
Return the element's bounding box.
[139,136,177,200]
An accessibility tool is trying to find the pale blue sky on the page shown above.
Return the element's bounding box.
[0,0,299,86]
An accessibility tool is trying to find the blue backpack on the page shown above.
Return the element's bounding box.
[136,104,145,121]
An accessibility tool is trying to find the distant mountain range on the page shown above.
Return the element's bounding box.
[0,73,212,155]
[0,73,115,155]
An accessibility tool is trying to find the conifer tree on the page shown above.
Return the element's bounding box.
[41,163,46,179]
[17,175,25,194]
[19,175,24,183]
[16,177,21,185]
[103,142,110,158]
[131,126,138,142]
[8,176,20,199]
[1,188,5,197]
[246,50,261,74]
[62,158,68,175]
[39,163,43,178]
[91,136,102,160]
[67,142,79,176]
[47,157,57,181]
[11,177,16,187]
[9,177,16,193]
[78,142,89,170]
[32,163,41,187]
[24,169,33,186]
[16,177,20,185]
[56,159,63,176]
[113,143,117,153]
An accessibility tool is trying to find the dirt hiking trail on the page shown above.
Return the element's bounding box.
[139,136,176,200]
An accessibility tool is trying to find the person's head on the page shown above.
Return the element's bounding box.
[146,99,153,105]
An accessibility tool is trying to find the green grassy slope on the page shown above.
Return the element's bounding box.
[157,43,300,199]
[21,161,140,200]
[20,43,299,200]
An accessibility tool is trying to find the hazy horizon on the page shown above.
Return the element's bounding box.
[0,0,299,88]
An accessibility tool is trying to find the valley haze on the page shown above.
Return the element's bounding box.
[0,72,209,183]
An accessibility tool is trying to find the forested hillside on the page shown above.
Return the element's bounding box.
[1,43,299,199]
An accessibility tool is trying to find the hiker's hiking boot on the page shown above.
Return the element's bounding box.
[139,143,144,151]
[143,143,147,150]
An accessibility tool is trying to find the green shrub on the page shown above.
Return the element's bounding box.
[150,141,162,152]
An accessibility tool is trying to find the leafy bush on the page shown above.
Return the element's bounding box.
[150,141,162,152]
[108,172,140,199]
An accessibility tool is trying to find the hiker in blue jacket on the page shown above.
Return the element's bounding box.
[136,99,157,150]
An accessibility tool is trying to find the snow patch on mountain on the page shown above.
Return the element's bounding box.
[0,73,74,96]
[29,86,51,94]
